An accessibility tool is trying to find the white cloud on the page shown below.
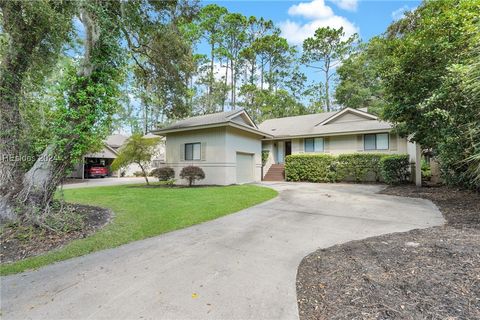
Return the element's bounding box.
[330,0,358,11]
[391,5,415,21]
[280,0,358,46]
[288,0,334,19]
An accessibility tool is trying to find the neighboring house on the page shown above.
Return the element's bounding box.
[68,133,165,179]
[152,108,421,185]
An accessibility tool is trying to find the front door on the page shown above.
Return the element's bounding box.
[285,141,292,158]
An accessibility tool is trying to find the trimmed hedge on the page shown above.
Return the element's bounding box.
[285,154,337,182]
[337,153,385,182]
[379,155,410,184]
[285,153,410,184]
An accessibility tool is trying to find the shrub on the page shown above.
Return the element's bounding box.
[285,154,336,182]
[151,167,175,181]
[180,166,205,186]
[337,153,386,182]
[262,150,270,166]
[133,171,144,177]
[285,153,411,184]
[421,158,431,180]
[380,155,410,184]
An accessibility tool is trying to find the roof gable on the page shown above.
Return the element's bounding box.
[316,108,377,126]
[229,111,257,128]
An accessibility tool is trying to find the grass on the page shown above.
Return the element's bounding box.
[0,184,277,275]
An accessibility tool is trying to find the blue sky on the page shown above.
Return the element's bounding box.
[205,0,420,44]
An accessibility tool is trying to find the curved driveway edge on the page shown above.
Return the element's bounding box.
[1,182,444,320]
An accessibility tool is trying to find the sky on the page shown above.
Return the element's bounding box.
[205,0,420,44]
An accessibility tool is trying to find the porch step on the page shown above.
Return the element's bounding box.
[264,164,285,181]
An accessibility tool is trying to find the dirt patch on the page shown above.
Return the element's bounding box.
[1,204,111,264]
[297,185,480,320]
[380,185,480,229]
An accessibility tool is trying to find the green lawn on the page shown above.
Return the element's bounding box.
[1,184,277,275]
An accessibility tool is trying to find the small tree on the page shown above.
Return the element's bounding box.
[180,166,205,186]
[111,134,160,185]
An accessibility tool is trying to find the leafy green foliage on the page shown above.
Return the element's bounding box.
[180,166,205,186]
[379,155,410,185]
[337,153,386,182]
[378,0,480,189]
[335,39,387,114]
[261,150,270,166]
[302,27,358,111]
[285,153,410,184]
[111,134,161,184]
[285,154,337,183]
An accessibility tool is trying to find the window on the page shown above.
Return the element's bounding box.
[364,133,389,150]
[305,138,314,152]
[305,137,324,153]
[185,143,201,160]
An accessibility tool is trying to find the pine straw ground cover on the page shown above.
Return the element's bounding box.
[296,185,480,320]
[1,204,111,264]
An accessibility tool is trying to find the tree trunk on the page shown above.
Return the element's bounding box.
[0,3,46,221]
[138,162,149,185]
[222,59,228,111]
[209,41,214,97]
[1,6,102,224]
[14,146,71,223]
[325,60,330,112]
[230,60,235,109]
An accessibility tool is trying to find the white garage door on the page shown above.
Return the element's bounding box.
[236,152,254,184]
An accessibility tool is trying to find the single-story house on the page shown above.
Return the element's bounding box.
[68,133,165,179]
[152,108,421,185]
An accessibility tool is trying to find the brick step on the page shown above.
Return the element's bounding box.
[263,164,285,181]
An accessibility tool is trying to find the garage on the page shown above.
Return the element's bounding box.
[236,152,254,184]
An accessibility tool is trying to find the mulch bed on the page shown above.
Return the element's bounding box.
[296,185,480,320]
[0,204,111,264]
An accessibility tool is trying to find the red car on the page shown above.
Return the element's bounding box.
[85,164,108,178]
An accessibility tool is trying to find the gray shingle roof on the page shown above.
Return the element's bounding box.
[105,134,128,148]
[156,109,244,131]
[259,110,392,137]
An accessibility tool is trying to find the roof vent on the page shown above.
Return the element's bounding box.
[271,128,276,131]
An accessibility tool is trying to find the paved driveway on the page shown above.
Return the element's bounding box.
[1,182,443,320]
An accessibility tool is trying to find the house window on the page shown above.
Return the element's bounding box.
[305,137,324,153]
[185,143,201,160]
[364,133,389,150]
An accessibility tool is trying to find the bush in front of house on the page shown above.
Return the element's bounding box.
[285,153,411,184]
[151,167,175,181]
[261,150,270,166]
[285,154,337,182]
[133,171,144,177]
[379,154,410,184]
[337,153,386,182]
[180,166,205,186]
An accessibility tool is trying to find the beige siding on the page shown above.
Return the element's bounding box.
[230,114,252,126]
[225,127,262,184]
[165,126,262,185]
[327,112,369,124]
[164,127,229,185]
[278,133,408,156]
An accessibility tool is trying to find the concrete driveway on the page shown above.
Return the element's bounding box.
[1,182,443,320]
